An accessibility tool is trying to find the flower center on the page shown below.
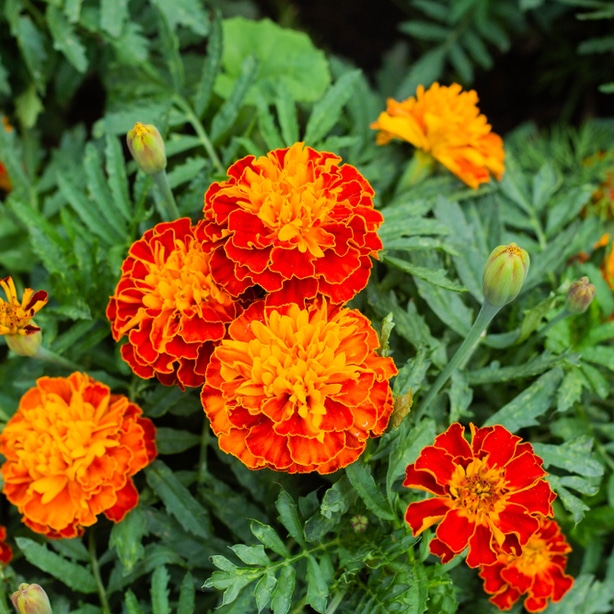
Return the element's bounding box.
[448,458,508,523]
[513,533,552,576]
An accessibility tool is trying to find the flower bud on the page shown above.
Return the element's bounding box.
[350,515,368,533]
[566,276,595,314]
[126,123,167,175]
[482,243,530,307]
[11,583,52,614]
[5,330,43,357]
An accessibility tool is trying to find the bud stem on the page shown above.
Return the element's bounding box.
[32,346,82,371]
[415,300,501,420]
[152,170,180,221]
[395,150,436,193]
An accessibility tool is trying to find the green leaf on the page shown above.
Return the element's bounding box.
[215,17,330,104]
[449,41,473,83]
[210,54,258,143]
[149,0,209,36]
[275,489,306,548]
[546,574,614,614]
[483,367,564,431]
[145,459,211,539]
[151,566,171,614]
[462,29,493,69]
[0,57,10,95]
[229,544,271,567]
[250,520,290,558]
[270,565,295,614]
[256,97,284,150]
[254,571,277,613]
[124,590,144,614]
[533,436,604,478]
[105,134,133,223]
[582,345,614,371]
[16,538,98,593]
[109,506,147,573]
[557,368,586,412]
[177,572,196,614]
[396,47,446,99]
[15,83,43,129]
[306,555,330,613]
[531,162,560,211]
[303,69,361,145]
[100,0,128,37]
[155,427,201,455]
[384,255,466,293]
[155,6,184,92]
[47,5,88,73]
[194,9,223,118]
[15,16,48,91]
[274,82,299,146]
[345,461,396,521]
[399,20,449,41]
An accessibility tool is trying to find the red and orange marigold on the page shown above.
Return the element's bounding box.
[107,217,240,388]
[201,142,384,307]
[201,298,397,474]
[479,516,574,612]
[403,422,556,568]
[0,525,12,565]
[0,372,156,539]
[371,82,505,189]
[0,116,12,193]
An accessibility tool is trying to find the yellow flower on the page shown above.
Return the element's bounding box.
[371,83,505,189]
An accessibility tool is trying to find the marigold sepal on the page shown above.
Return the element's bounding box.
[565,276,595,314]
[127,122,167,175]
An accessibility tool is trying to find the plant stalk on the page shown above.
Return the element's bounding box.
[152,170,181,221]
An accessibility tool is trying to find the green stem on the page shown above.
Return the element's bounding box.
[33,346,82,371]
[152,170,181,221]
[325,590,347,614]
[395,150,436,194]
[89,530,111,614]
[197,421,210,485]
[0,568,11,614]
[415,301,501,420]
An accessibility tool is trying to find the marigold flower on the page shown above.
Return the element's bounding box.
[0,525,12,565]
[403,422,556,568]
[201,142,384,306]
[107,217,241,388]
[371,83,505,189]
[201,299,397,474]
[0,116,12,192]
[479,516,574,612]
[0,372,157,539]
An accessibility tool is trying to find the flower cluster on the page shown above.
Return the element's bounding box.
[371,82,505,189]
[107,141,396,473]
[404,422,573,611]
[0,372,156,538]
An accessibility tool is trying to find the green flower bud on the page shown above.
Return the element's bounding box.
[350,515,368,533]
[566,276,595,314]
[11,583,52,614]
[5,329,42,357]
[482,243,530,307]
[126,123,167,175]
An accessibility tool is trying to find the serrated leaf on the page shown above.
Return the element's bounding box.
[230,544,271,567]
[256,97,284,150]
[303,69,361,144]
[155,427,201,455]
[462,29,493,69]
[16,538,98,593]
[275,82,299,146]
[254,571,277,613]
[104,134,132,222]
[150,0,209,35]
[167,156,208,189]
[483,367,564,431]
[177,571,196,614]
[194,9,223,117]
[275,489,306,548]
[557,368,586,412]
[109,506,147,573]
[100,0,128,37]
[532,162,560,211]
[15,16,48,91]
[384,255,466,292]
[449,40,473,83]
[145,459,211,539]
[151,566,171,614]
[270,565,295,614]
[124,590,144,614]
[15,83,43,129]
[250,520,290,558]
[395,47,446,99]
[399,20,449,41]
[546,476,590,524]
[345,461,396,521]
[155,6,184,92]
[47,5,88,73]
[582,345,614,371]
[533,436,604,478]
[306,555,330,613]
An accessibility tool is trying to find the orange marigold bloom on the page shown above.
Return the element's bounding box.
[0,372,156,539]
[403,423,556,568]
[371,83,505,189]
[479,516,574,612]
[107,217,240,388]
[0,525,12,565]
[0,276,48,337]
[201,142,384,307]
[0,116,12,193]
[201,299,397,474]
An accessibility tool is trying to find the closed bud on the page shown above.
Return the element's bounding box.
[482,243,530,307]
[11,583,52,614]
[5,329,42,357]
[566,276,595,314]
[350,515,368,533]
[126,123,167,174]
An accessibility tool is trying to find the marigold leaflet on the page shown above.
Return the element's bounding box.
[201,142,384,307]
[107,217,241,388]
[0,372,157,538]
[0,525,12,565]
[0,276,48,337]
[371,82,505,189]
[479,516,574,612]
[201,298,397,474]
[403,422,556,568]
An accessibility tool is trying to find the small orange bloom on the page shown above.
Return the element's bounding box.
[202,142,384,306]
[0,276,48,337]
[0,525,12,565]
[0,372,156,538]
[596,233,614,290]
[371,83,505,189]
[0,116,12,192]
[201,299,397,474]
[107,217,241,388]
[479,516,574,612]
[403,423,556,568]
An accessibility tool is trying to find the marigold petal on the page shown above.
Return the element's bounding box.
[404,497,450,535]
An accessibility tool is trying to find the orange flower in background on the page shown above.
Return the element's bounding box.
[479,516,574,612]
[0,525,12,564]
[371,83,505,189]
[202,142,384,307]
[107,217,240,388]
[201,298,397,474]
[0,116,12,192]
[0,372,156,538]
[0,276,47,337]
[403,423,556,568]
